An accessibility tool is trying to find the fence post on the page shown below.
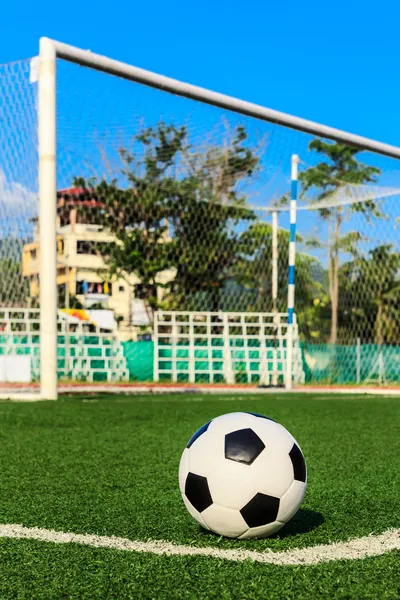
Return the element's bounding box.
[356,337,361,384]
[153,312,159,382]
[223,313,233,384]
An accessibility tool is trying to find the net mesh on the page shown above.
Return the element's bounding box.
[0,59,37,308]
[0,51,399,386]
[55,59,400,386]
[0,59,39,388]
[292,170,400,385]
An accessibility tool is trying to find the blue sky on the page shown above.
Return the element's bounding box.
[2,0,400,146]
[1,0,399,259]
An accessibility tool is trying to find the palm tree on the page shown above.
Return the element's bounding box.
[299,140,381,344]
[341,245,400,345]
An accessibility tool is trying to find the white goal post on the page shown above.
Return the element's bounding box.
[8,36,399,400]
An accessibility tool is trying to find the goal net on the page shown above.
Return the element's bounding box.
[0,39,399,397]
[0,59,39,395]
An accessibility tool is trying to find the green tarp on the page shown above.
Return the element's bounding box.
[1,335,399,384]
[122,340,400,384]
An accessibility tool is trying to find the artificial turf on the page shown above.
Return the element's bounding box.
[0,393,399,599]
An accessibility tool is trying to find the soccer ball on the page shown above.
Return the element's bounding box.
[179,412,307,539]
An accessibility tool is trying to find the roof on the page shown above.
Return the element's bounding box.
[57,187,104,209]
[29,188,104,222]
[57,187,94,197]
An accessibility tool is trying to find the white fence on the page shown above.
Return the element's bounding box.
[0,308,128,382]
[154,311,304,385]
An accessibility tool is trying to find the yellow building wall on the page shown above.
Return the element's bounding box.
[22,225,175,327]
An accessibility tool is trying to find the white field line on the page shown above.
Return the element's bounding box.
[2,386,400,402]
[0,524,399,566]
[47,385,400,396]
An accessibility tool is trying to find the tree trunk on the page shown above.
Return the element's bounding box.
[327,224,334,331]
[211,285,222,313]
[329,212,341,344]
[375,289,383,346]
[330,252,339,344]
[257,279,268,312]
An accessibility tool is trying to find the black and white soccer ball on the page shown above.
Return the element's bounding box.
[179,412,307,539]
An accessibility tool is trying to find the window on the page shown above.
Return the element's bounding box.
[135,284,146,299]
[76,280,112,295]
[31,249,37,260]
[76,240,111,256]
[118,285,125,293]
[135,283,155,300]
[77,240,94,255]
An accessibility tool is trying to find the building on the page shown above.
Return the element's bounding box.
[22,187,173,338]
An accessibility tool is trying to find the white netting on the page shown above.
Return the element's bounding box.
[0,59,40,388]
[52,58,400,386]
[0,59,38,307]
[284,162,400,385]
[1,49,399,387]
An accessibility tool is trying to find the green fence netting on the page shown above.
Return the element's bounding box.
[301,343,400,385]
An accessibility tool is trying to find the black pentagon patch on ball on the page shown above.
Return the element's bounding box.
[225,428,265,465]
[187,421,211,448]
[185,473,213,513]
[289,443,307,482]
[240,492,280,528]
[246,412,276,422]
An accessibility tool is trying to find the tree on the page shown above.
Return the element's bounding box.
[166,126,258,310]
[0,258,30,307]
[74,122,260,319]
[235,222,328,340]
[57,286,84,310]
[299,140,381,344]
[75,123,186,319]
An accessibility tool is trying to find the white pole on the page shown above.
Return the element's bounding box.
[356,337,361,384]
[171,317,178,383]
[153,312,159,382]
[39,38,58,400]
[189,313,195,384]
[272,211,279,386]
[285,154,299,391]
[223,313,234,384]
[378,349,386,386]
[65,265,70,379]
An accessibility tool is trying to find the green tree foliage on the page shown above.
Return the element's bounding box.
[57,286,84,310]
[299,140,381,344]
[0,258,29,306]
[236,222,328,339]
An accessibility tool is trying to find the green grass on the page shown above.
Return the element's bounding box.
[0,393,399,599]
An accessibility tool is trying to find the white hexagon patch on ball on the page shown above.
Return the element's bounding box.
[179,412,307,539]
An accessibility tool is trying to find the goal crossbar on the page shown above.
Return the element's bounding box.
[49,39,400,159]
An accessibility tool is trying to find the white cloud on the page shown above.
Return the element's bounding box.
[0,170,37,238]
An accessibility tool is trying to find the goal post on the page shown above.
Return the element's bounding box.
[285,155,299,390]
[38,38,57,400]
[1,37,400,399]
